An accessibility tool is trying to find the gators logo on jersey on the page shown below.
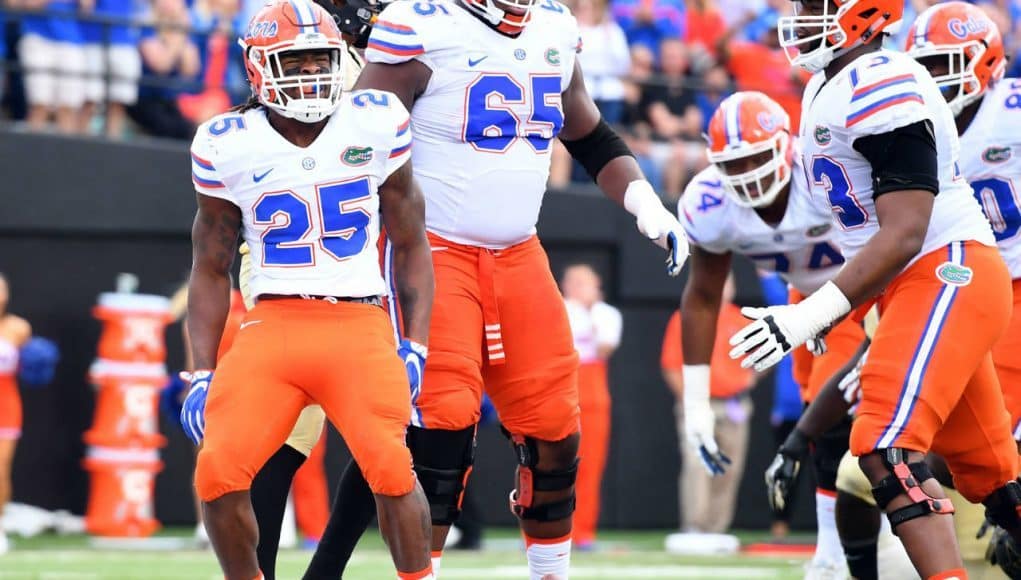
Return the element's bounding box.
[545,48,560,66]
[814,125,832,147]
[806,224,832,238]
[341,146,374,166]
[936,262,973,286]
[982,146,1013,164]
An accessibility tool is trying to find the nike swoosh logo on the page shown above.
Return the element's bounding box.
[253,169,274,183]
[240,320,262,330]
[468,56,488,67]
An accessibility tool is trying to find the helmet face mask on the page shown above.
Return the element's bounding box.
[906,1,1006,117]
[242,0,348,124]
[711,134,792,208]
[706,92,794,209]
[778,0,903,73]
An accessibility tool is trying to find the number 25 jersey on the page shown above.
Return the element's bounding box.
[798,49,994,265]
[366,0,582,249]
[189,91,412,300]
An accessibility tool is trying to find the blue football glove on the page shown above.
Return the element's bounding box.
[159,373,188,430]
[398,339,427,399]
[180,370,213,445]
[479,394,497,426]
[18,337,60,387]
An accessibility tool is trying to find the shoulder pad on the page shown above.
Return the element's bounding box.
[679,167,733,254]
[365,0,452,64]
[844,51,931,135]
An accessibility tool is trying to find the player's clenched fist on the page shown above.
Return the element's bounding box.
[180,370,212,445]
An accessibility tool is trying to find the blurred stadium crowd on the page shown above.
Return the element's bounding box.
[0,0,1019,200]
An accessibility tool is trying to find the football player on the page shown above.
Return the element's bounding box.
[729,1,1021,576]
[681,90,864,577]
[308,0,690,576]
[231,0,395,577]
[180,1,434,578]
[906,3,1021,574]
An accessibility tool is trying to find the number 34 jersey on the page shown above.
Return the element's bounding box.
[679,159,845,295]
[959,79,1021,279]
[189,91,412,300]
[366,0,581,249]
[798,49,994,265]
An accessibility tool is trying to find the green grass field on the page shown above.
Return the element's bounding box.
[0,528,813,579]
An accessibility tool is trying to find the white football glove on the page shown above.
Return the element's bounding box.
[624,180,690,276]
[839,346,868,415]
[729,281,851,372]
[682,365,731,476]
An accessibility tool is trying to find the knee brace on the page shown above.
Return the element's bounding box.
[870,448,954,533]
[507,433,579,522]
[407,425,476,526]
[983,479,1021,532]
[813,417,852,492]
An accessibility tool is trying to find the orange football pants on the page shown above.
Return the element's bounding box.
[292,428,329,541]
[574,361,610,545]
[195,298,416,502]
[0,375,21,440]
[790,289,867,402]
[994,279,1021,441]
[850,241,1019,502]
[415,233,579,442]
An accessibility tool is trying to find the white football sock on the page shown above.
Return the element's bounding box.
[814,490,845,564]
[431,551,442,578]
[525,534,571,580]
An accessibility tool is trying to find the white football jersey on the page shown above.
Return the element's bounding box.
[679,162,844,295]
[565,300,622,364]
[190,90,412,299]
[959,79,1021,279]
[366,0,582,249]
[798,49,994,265]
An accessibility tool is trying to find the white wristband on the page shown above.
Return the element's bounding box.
[623,180,659,217]
[802,281,852,334]
[682,364,711,404]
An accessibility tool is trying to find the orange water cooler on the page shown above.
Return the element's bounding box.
[83,293,172,537]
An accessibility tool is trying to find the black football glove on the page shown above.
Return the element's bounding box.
[765,428,810,514]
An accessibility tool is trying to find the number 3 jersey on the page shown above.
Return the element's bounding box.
[189,91,412,299]
[798,49,994,265]
[366,0,581,249]
[679,158,845,295]
[959,79,1021,279]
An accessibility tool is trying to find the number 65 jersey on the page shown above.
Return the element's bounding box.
[365,0,581,249]
[959,79,1021,279]
[189,91,412,300]
[799,49,994,264]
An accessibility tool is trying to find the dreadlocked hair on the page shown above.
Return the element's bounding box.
[232,94,263,113]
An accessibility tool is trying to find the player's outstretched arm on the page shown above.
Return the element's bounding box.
[380,161,433,345]
[679,245,733,475]
[187,193,241,370]
[730,121,937,372]
[560,61,689,275]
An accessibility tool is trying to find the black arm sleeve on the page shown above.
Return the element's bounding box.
[560,118,634,182]
[852,119,939,197]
